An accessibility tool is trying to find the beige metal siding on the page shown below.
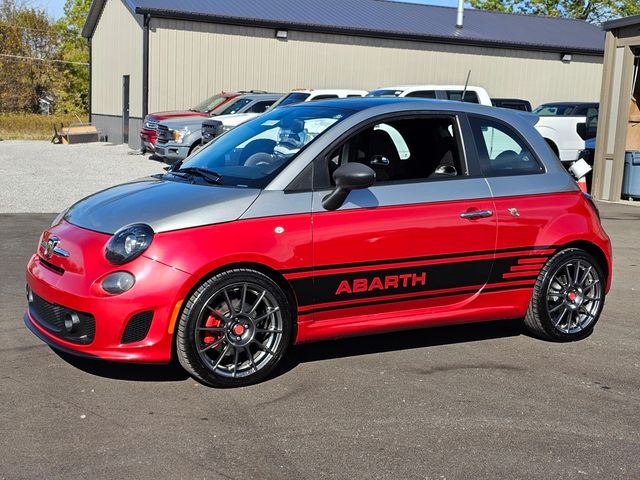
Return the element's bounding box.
[148,18,603,112]
[91,0,143,117]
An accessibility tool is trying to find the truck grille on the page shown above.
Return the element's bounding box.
[202,119,224,145]
[156,124,172,144]
[28,291,95,344]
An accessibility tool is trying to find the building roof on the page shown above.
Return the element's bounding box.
[83,0,604,55]
[602,14,640,31]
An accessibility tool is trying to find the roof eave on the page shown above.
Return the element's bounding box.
[135,7,604,56]
[602,14,640,31]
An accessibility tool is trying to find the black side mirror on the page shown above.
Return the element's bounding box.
[322,163,376,211]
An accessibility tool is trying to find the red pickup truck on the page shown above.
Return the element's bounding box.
[140,91,257,151]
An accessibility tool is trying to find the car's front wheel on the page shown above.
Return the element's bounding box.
[176,269,293,387]
[524,248,605,341]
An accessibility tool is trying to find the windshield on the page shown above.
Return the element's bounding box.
[212,98,253,116]
[171,105,354,188]
[191,94,230,113]
[367,89,402,97]
[533,104,577,116]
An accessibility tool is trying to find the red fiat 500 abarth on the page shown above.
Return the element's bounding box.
[25,98,612,387]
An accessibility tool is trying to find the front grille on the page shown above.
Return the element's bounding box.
[156,125,172,144]
[28,292,95,344]
[201,119,223,145]
[38,256,65,275]
[121,311,153,344]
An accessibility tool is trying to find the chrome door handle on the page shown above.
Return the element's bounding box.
[460,209,493,219]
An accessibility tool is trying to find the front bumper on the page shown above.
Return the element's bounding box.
[25,239,193,363]
[153,143,190,162]
[140,128,157,150]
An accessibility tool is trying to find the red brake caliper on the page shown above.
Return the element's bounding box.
[203,314,222,345]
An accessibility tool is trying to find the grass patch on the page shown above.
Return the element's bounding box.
[0,113,89,141]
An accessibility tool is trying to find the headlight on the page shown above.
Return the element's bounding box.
[105,224,154,265]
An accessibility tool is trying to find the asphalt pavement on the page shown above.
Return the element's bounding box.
[1,202,639,479]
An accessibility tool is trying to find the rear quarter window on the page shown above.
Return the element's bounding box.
[469,116,543,176]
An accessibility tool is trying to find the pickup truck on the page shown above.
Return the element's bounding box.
[532,102,599,163]
[201,89,368,146]
[154,93,282,162]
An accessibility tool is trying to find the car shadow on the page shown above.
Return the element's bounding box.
[271,318,526,380]
[51,349,190,382]
[50,319,525,384]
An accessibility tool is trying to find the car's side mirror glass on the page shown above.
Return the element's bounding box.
[322,163,376,211]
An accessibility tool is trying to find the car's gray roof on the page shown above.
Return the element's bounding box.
[83,0,604,55]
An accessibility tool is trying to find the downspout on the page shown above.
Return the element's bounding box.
[142,14,150,119]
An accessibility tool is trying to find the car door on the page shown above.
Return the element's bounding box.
[304,113,498,324]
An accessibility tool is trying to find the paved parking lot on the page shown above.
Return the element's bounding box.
[0,142,639,479]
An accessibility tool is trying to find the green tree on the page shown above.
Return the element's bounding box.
[469,0,640,23]
[0,0,60,112]
[55,0,91,113]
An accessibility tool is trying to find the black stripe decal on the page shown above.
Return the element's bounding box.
[282,245,556,275]
[290,255,544,307]
[301,284,535,315]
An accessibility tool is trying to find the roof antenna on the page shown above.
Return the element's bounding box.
[461,69,471,102]
[456,0,464,29]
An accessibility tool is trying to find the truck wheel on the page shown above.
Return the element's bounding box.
[176,269,293,387]
[524,248,605,341]
[189,142,202,156]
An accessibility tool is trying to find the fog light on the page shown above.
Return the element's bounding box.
[64,311,80,333]
[102,271,135,294]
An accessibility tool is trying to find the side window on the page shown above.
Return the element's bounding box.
[405,90,437,99]
[346,94,364,98]
[322,117,464,187]
[310,94,338,101]
[446,90,479,104]
[219,98,252,115]
[468,116,543,176]
[247,101,274,113]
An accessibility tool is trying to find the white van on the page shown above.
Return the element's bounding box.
[367,85,492,106]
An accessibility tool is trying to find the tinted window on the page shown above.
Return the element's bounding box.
[445,90,479,103]
[322,116,464,187]
[405,90,437,99]
[533,104,576,116]
[469,116,542,176]
[216,98,253,115]
[177,106,353,189]
[310,95,339,101]
[366,89,402,97]
[247,100,275,113]
[278,93,311,106]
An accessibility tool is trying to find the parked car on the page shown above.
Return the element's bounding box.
[140,90,266,151]
[577,137,597,192]
[367,85,492,105]
[25,98,611,388]
[491,98,532,112]
[533,102,599,163]
[154,93,282,162]
[201,89,368,146]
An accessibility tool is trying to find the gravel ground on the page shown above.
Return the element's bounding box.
[0,141,165,213]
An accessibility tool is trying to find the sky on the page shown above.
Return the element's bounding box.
[35,0,463,20]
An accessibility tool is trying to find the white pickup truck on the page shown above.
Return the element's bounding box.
[532,102,599,163]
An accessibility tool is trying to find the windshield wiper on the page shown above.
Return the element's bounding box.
[175,167,223,184]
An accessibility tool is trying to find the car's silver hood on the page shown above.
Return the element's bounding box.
[64,176,260,234]
[161,116,208,129]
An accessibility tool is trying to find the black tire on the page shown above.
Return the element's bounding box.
[188,141,202,156]
[524,248,605,342]
[176,268,293,387]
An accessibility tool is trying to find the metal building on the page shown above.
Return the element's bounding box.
[592,16,640,202]
[82,0,605,148]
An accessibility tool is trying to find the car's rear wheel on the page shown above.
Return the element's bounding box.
[524,248,605,341]
[176,269,293,387]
